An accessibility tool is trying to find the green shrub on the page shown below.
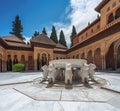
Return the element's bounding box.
[12,64,25,72]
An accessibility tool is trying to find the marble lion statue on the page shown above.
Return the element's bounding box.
[80,63,89,83]
[41,65,48,80]
[88,63,96,82]
[47,63,56,84]
[65,63,73,85]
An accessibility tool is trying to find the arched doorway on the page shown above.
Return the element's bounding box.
[28,56,34,70]
[87,50,93,64]
[117,45,120,68]
[37,53,41,70]
[94,48,102,70]
[81,53,85,59]
[42,53,47,66]
[0,54,2,72]
[76,54,79,59]
[21,55,25,64]
[106,43,115,70]
[7,55,12,71]
[13,55,18,64]
[73,55,75,59]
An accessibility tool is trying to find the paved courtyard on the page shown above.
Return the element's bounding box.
[0,72,120,111]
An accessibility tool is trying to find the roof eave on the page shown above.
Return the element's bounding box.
[95,0,110,13]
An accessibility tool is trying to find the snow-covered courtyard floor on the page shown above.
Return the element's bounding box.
[0,72,120,111]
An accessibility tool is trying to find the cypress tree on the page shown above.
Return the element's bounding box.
[50,26,58,43]
[10,15,24,40]
[59,30,67,47]
[33,31,39,37]
[42,27,47,35]
[70,25,77,47]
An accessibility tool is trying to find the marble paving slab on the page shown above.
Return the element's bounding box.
[14,84,61,101]
[0,89,119,111]
[61,88,119,102]
[102,85,120,93]
[12,83,119,102]
[0,75,41,85]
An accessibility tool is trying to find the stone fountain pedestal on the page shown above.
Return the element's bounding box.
[41,59,96,89]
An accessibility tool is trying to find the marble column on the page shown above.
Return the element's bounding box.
[34,60,37,71]
[101,55,106,70]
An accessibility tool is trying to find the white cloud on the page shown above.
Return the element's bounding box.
[23,35,31,44]
[52,0,101,47]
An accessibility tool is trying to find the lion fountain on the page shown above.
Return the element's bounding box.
[41,59,97,89]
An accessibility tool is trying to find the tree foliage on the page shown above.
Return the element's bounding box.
[33,31,39,37]
[70,25,77,47]
[10,15,24,40]
[59,30,67,47]
[42,27,47,35]
[50,26,58,43]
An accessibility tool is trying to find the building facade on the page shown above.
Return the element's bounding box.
[67,0,120,71]
[0,0,120,72]
[0,34,67,72]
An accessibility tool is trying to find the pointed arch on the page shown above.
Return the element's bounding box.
[7,55,12,71]
[42,53,47,66]
[94,48,102,70]
[37,53,41,70]
[21,55,25,64]
[13,55,18,64]
[28,56,34,70]
[87,50,93,64]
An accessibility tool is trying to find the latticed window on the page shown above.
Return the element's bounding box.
[108,13,114,24]
[115,8,120,19]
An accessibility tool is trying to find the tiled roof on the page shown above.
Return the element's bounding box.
[54,48,67,52]
[31,34,56,45]
[56,43,67,49]
[0,36,31,48]
[5,41,31,48]
[1,36,25,43]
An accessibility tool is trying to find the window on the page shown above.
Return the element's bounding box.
[91,29,93,33]
[115,8,120,19]
[81,36,83,39]
[112,2,116,8]
[108,13,114,24]
[86,33,88,36]
[97,25,100,29]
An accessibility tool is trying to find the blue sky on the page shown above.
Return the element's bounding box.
[0,0,69,36]
[0,0,101,46]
